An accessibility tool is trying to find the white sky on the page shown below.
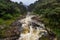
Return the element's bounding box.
[11,0,38,5]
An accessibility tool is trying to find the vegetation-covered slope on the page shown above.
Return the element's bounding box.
[0,0,27,25]
[29,0,60,40]
[0,0,27,38]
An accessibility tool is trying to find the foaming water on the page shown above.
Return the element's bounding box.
[18,13,47,40]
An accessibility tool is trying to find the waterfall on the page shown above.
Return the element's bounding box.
[18,13,48,40]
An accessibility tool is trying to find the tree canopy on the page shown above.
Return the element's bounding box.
[0,0,27,20]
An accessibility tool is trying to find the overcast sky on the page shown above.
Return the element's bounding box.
[11,0,38,5]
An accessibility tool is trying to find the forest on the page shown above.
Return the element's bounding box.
[0,0,60,40]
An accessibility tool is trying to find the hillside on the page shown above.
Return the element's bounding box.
[28,0,60,40]
[0,0,27,25]
[0,0,27,39]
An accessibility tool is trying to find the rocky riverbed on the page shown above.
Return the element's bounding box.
[0,14,57,40]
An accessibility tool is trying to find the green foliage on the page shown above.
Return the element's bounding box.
[0,0,27,38]
[0,0,27,20]
[0,0,27,25]
[0,18,4,25]
[29,0,60,40]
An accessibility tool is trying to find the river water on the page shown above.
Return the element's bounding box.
[18,12,48,40]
